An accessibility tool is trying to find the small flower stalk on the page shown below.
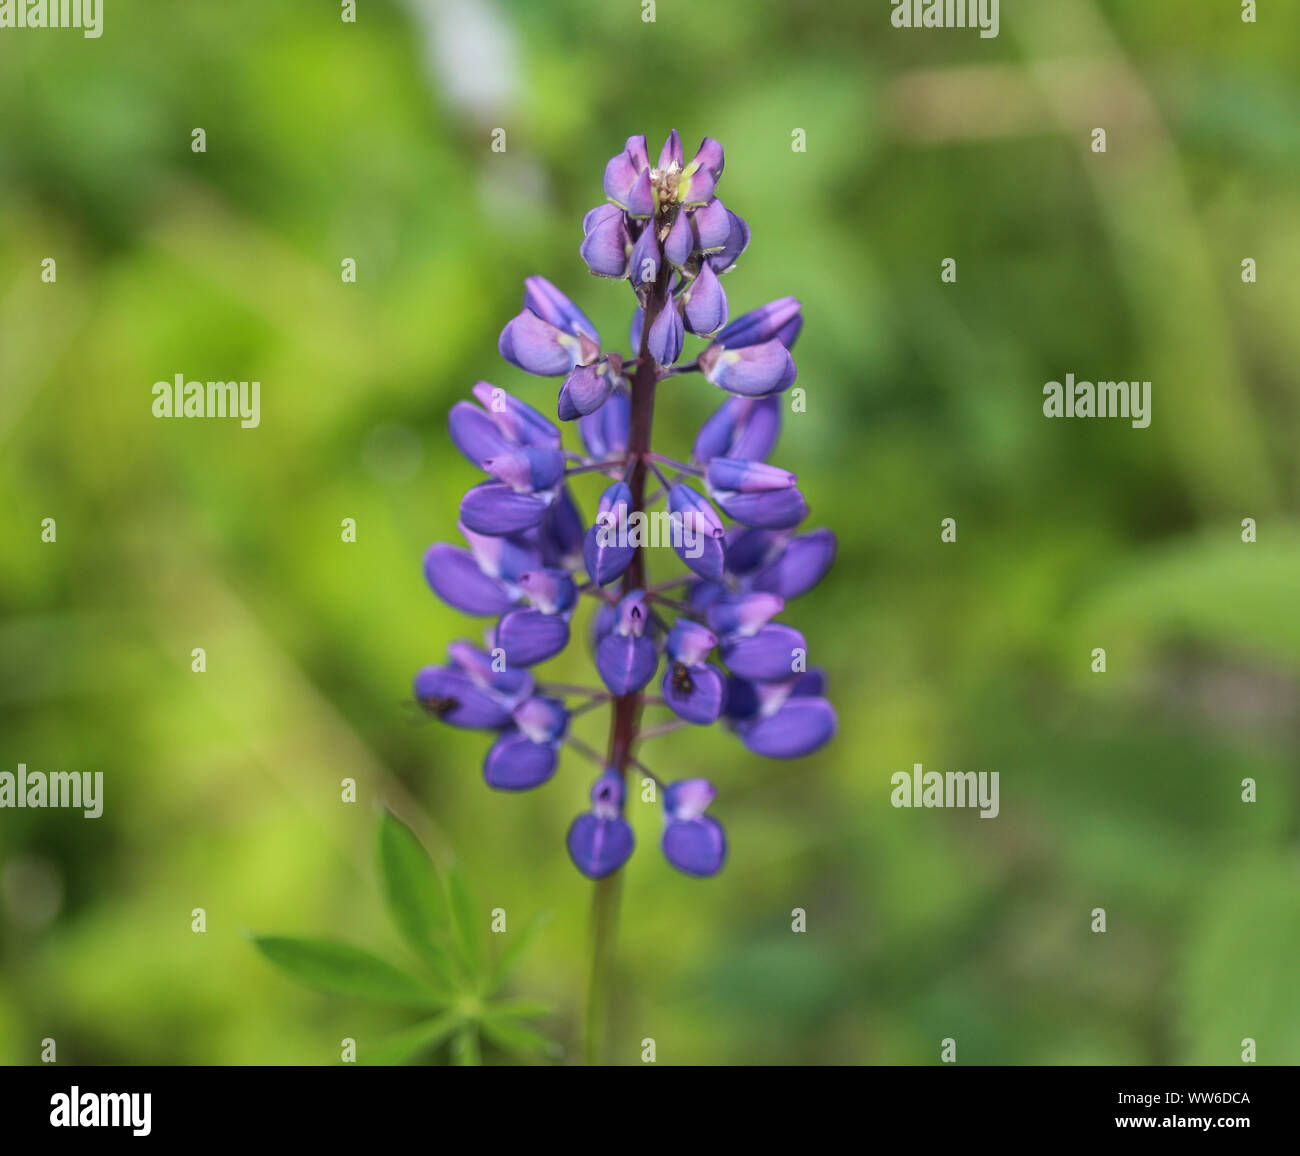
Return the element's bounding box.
[417,132,836,882]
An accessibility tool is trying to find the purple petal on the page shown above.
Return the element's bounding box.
[518,568,577,615]
[666,619,719,666]
[512,695,568,743]
[739,697,836,758]
[522,275,600,342]
[424,543,517,617]
[628,305,644,353]
[580,211,631,278]
[483,731,558,791]
[658,129,684,171]
[583,203,623,236]
[707,210,750,274]
[693,396,782,465]
[690,138,724,180]
[629,225,661,291]
[722,526,783,577]
[662,661,725,725]
[678,165,715,208]
[557,363,614,421]
[682,263,728,336]
[460,482,554,536]
[699,338,797,397]
[707,457,796,494]
[482,446,566,493]
[667,484,726,582]
[498,311,587,377]
[714,297,803,351]
[413,666,511,729]
[579,386,630,459]
[448,401,512,468]
[721,623,807,681]
[662,816,726,876]
[752,528,837,600]
[647,302,684,366]
[705,592,784,639]
[460,522,540,584]
[494,607,571,667]
[613,589,650,637]
[690,199,732,252]
[596,633,659,695]
[583,482,635,585]
[470,381,561,449]
[625,169,655,218]
[665,778,717,819]
[663,211,693,267]
[567,813,634,879]
[713,486,808,530]
[537,485,585,569]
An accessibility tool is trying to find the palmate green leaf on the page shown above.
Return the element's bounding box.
[480,1010,563,1061]
[486,910,551,995]
[377,810,454,987]
[361,1012,463,1066]
[444,859,484,980]
[252,935,446,1008]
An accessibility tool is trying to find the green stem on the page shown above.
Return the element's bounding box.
[583,871,623,1065]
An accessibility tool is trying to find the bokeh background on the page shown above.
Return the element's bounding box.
[2,0,1299,1065]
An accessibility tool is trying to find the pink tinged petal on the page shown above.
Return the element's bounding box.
[682,263,728,336]
[629,225,661,291]
[596,633,659,695]
[580,211,631,278]
[713,486,808,530]
[662,816,727,876]
[482,447,565,493]
[459,522,539,584]
[484,731,558,791]
[647,302,684,366]
[579,385,630,459]
[714,297,803,351]
[721,623,808,682]
[447,641,534,702]
[567,813,634,879]
[557,363,615,421]
[423,543,516,616]
[662,661,724,725]
[663,211,693,267]
[498,311,579,376]
[705,592,785,639]
[739,697,837,759]
[511,695,568,743]
[518,568,577,615]
[707,210,750,274]
[666,619,719,666]
[522,275,600,342]
[459,482,554,536]
[494,607,570,667]
[707,457,797,494]
[665,778,717,820]
[667,484,727,582]
[470,381,561,449]
[657,129,683,171]
[690,198,732,252]
[448,401,512,468]
[699,339,797,397]
[752,528,837,601]
[614,589,649,637]
[413,666,512,729]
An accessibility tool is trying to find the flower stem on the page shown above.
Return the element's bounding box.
[583,870,623,1066]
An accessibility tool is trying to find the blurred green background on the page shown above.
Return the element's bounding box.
[2,0,1298,1065]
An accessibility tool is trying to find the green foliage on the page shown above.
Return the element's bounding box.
[253,812,558,1065]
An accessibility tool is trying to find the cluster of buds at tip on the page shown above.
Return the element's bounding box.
[418,132,836,880]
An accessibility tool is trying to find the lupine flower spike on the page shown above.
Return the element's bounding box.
[418,132,836,880]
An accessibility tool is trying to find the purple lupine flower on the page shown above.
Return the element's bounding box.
[417,132,835,882]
